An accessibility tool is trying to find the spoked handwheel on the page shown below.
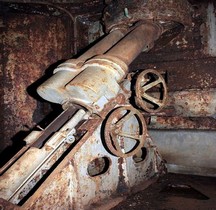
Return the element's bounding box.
[135,69,168,113]
[104,106,147,158]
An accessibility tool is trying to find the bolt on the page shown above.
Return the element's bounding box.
[65,135,75,144]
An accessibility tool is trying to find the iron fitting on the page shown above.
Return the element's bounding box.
[83,55,128,81]
[54,59,84,74]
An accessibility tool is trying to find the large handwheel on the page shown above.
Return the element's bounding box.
[135,69,168,113]
[104,106,147,158]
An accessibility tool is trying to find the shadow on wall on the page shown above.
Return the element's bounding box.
[0,60,65,167]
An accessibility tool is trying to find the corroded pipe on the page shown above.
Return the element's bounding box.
[78,28,128,63]
[38,22,163,109]
[56,27,130,71]
[168,89,216,117]
[143,89,216,118]
[106,22,162,66]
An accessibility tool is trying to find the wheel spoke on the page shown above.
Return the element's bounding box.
[142,77,163,91]
[140,78,150,86]
[142,93,163,107]
[115,111,134,126]
[118,132,142,141]
[110,132,123,153]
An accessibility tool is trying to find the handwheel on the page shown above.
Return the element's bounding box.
[135,69,168,113]
[104,106,147,158]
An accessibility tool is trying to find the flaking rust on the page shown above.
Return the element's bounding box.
[3,0,213,209]
[0,19,167,209]
[149,116,216,130]
[1,10,70,153]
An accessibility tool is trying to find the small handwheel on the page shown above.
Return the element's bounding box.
[135,69,168,113]
[104,106,147,158]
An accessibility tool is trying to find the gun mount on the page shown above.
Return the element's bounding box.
[0,0,201,209]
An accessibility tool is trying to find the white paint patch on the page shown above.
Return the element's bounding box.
[207,3,216,56]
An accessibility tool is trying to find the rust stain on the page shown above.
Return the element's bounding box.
[1,11,70,153]
[131,2,216,93]
[167,89,216,117]
[149,116,216,130]
[116,157,128,194]
[103,0,192,32]
[0,198,20,210]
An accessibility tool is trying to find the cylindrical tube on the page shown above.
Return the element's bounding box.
[106,23,162,66]
[168,89,216,117]
[78,28,128,62]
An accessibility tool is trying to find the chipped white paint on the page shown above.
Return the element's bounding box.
[207,3,216,56]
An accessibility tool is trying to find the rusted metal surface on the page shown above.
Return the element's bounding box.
[31,106,79,148]
[0,198,19,210]
[0,11,71,154]
[149,116,216,130]
[0,108,88,204]
[131,2,216,91]
[0,0,107,156]
[24,122,163,209]
[64,56,128,112]
[78,28,127,63]
[60,26,129,68]
[103,0,192,32]
[1,0,214,153]
[37,27,130,105]
[167,89,216,117]
[132,58,216,91]
[0,90,164,209]
[1,0,216,209]
[140,88,216,118]
[0,105,79,175]
[0,147,50,201]
[0,0,200,158]
[106,22,162,66]
[10,109,87,205]
[37,21,163,112]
